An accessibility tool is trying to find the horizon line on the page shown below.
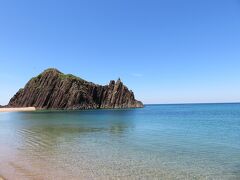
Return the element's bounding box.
[144,102,240,105]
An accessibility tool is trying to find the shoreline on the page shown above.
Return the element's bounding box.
[0,107,36,112]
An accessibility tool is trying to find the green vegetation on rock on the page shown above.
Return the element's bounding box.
[59,73,84,81]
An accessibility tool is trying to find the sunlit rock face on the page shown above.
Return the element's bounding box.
[8,68,143,110]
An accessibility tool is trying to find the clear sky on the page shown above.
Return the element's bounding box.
[0,0,240,105]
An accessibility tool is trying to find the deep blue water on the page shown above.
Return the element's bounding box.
[0,104,240,179]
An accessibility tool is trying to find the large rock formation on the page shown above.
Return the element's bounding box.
[8,68,143,110]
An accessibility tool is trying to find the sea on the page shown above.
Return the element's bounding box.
[0,104,240,179]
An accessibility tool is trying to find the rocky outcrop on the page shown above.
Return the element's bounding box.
[8,68,143,110]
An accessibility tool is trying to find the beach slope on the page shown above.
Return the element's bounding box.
[0,107,36,112]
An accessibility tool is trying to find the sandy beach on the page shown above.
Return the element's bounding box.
[0,107,36,112]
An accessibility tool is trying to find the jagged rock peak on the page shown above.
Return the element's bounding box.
[8,68,143,110]
[117,78,121,83]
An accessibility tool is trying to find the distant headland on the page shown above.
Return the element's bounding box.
[5,68,143,110]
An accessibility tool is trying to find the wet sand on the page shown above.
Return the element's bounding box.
[0,107,36,112]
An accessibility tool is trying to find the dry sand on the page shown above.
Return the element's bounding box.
[0,107,36,112]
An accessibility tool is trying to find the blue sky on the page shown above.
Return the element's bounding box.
[0,0,240,105]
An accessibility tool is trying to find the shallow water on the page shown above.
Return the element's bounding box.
[0,104,240,179]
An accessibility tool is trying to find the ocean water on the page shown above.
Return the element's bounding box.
[0,104,240,179]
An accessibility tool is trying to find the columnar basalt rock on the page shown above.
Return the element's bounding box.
[8,68,143,110]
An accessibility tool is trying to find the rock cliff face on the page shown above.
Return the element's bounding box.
[8,68,143,110]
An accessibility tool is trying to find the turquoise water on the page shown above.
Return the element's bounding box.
[0,104,240,179]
